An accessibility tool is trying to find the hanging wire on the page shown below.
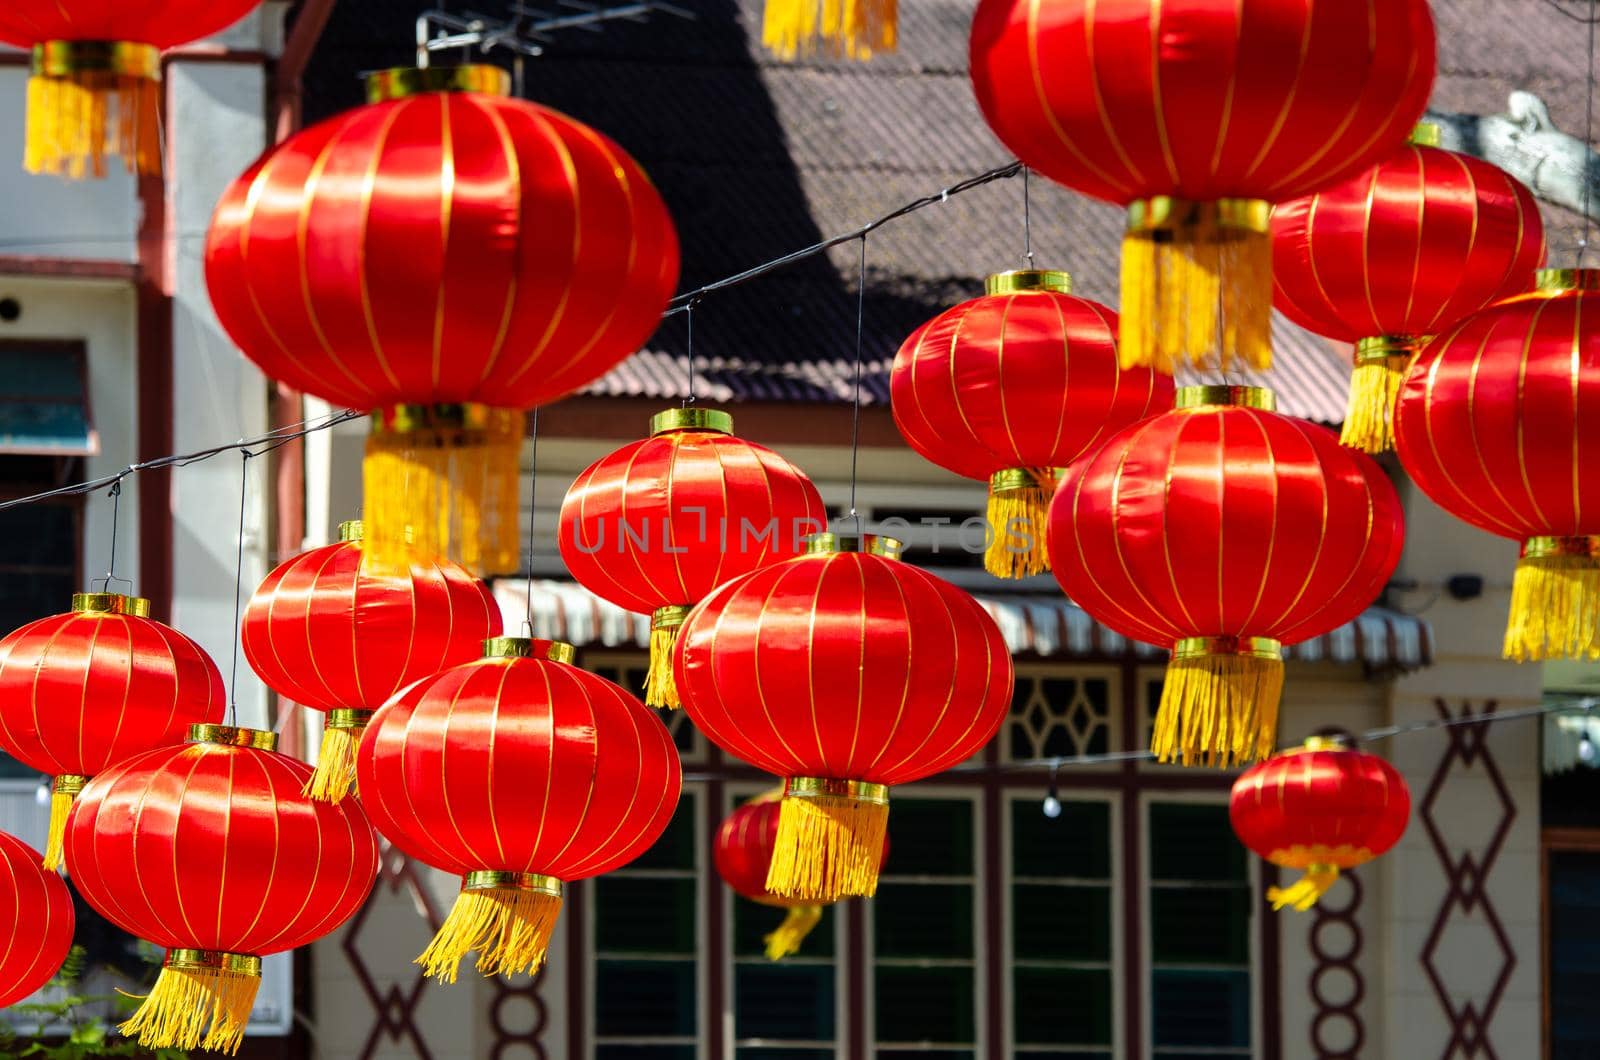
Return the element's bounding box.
[91,480,134,595]
[847,234,868,539]
[682,296,701,407]
[228,452,251,728]
[1022,165,1035,267]
[1539,0,1600,23]
[523,408,541,636]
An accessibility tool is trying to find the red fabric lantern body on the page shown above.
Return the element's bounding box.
[242,519,502,801]
[0,2,261,179]
[63,726,379,1052]
[1230,739,1410,910]
[1050,387,1404,766]
[715,792,888,959]
[891,269,1173,578]
[0,829,75,1006]
[1272,126,1545,452]
[0,593,224,868]
[356,638,682,982]
[205,65,679,575]
[559,408,825,708]
[676,536,1013,901]
[969,0,1436,373]
[1394,270,1600,661]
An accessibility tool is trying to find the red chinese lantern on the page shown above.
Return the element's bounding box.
[891,269,1173,578]
[1272,124,1545,452]
[1230,738,1410,910]
[63,725,380,1052]
[355,638,681,983]
[0,592,224,869]
[241,519,502,802]
[715,791,888,960]
[0,830,75,1007]
[0,1,261,179]
[969,0,1436,373]
[559,408,825,708]
[1049,387,1404,766]
[676,534,1013,901]
[1394,270,1600,661]
[205,65,679,575]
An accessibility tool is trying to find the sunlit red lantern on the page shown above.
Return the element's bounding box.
[0,592,224,869]
[356,638,681,983]
[206,65,679,575]
[242,519,502,802]
[1230,738,1410,910]
[1394,269,1600,662]
[559,408,825,708]
[891,269,1173,578]
[676,534,1013,901]
[63,725,379,1052]
[1050,387,1404,767]
[969,0,1436,373]
[0,830,74,1006]
[1272,124,1545,452]
[0,1,261,179]
[715,791,888,960]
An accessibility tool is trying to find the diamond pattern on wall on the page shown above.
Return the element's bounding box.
[1417,700,1517,1060]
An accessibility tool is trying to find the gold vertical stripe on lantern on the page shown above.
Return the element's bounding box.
[363,404,523,575]
[1121,198,1273,373]
[25,42,162,180]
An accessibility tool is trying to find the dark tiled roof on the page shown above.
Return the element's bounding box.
[299,0,1585,423]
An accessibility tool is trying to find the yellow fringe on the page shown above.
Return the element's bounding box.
[1119,226,1272,374]
[119,962,261,1054]
[1504,550,1600,661]
[25,72,160,180]
[763,904,823,961]
[42,789,73,871]
[765,793,888,902]
[1152,651,1283,767]
[986,483,1052,579]
[1266,866,1341,913]
[303,722,362,803]
[1339,356,1407,453]
[762,0,896,60]
[645,625,682,709]
[417,887,562,984]
[362,409,522,576]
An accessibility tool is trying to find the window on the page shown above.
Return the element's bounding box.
[1147,802,1254,1058]
[869,794,979,1057]
[591,787,702,1059]
[0,342,95,457]
[1007,665,1116,763]
[730,790,841,1058]
[1008,795,1115,1058]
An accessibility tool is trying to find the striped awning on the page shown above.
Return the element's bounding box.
[495,580,1433,673]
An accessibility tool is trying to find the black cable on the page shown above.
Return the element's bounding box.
[523,408,540,635]
[228,452,251,728]
[847,235,867,539]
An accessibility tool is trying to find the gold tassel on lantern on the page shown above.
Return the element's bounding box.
[763,905,823,961]
[1504,536,1600,661]
[418,871,563,983]
[1120,198,1273,374]
[766,778,888,902]
[42,774,86,871]
[363,404,523,576]
[25,43,162,180]
[987,468,1058,579]
[1340,337,1419,454]
[762,0,896,61]
[303,709,372,803]
[1153,637,1284,767]
[647,605,691,709]
[1266,863,1342,912]
[119,950,262,1055]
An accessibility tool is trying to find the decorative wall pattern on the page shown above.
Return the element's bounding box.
[1308,872,1366,1059]
[340,844,442,1060]
[1417,700,1517,1060]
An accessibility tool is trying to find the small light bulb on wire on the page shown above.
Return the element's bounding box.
[1580,734,1596,764]
[1042,764,1062,818]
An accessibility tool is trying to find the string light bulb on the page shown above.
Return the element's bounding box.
[1042,764,1062,818]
